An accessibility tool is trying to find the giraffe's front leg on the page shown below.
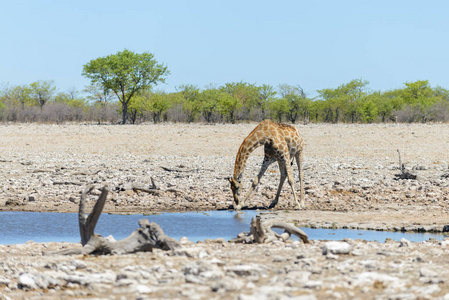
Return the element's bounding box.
[243,156,275,207]
[269,161,287,209]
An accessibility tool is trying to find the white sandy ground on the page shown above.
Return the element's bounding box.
[1,122,449,299]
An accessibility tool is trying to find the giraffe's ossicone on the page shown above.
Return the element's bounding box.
[229,119,305,210]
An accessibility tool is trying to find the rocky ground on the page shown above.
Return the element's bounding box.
[1,122,449,299]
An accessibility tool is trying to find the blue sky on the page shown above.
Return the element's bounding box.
[1,0,448,97]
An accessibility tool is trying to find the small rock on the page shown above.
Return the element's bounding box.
[225,264,266,277]
[135,284,155,294]
[179,236,193,246]
[71,260,87,270]
[303,280,322,289]
[0,277,11,286]
[399,238,411,247]
[419,267,438,278]
[18,273,59,290]
[322,241,351,255]
[211,277,243,292]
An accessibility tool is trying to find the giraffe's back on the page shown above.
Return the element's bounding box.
[257,120,304,155]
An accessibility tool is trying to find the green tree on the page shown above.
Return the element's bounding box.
[177,84,200,122]
[317,79,369,123]
[145,91,174,123]
[0,101,5,121]
[8,85,32,109]
[358,98,378,123]
[82,49,169,124]
[198,88,220,122]
[217,91,241,123]
[222,81,259,119]
[29,80,56,108]
[257,84,277,119]
[83,84,114,106]
[402,80,433,105]
[127,93,146,124]
[395,80,439,122]
[268,98,289,123]
[342,79,369,123]
[309,99,325,123]
[278,84,310,123]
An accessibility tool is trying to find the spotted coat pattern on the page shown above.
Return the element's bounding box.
[229,119,305,210]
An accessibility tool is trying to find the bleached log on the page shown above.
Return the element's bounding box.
[231,216,309,244]
[46,185,179,256]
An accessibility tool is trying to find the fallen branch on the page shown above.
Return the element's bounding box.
[161,165,197,173]
[53,181,83,186]
[230,216,309,244]
[46,185,179,255]
[132,185,162,196]
[72,170,101,176]
[132,177,184,196]
[165,188,184,195]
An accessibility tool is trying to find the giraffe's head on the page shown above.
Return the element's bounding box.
[228,177,242,210]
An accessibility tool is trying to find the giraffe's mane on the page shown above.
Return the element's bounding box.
[274,122,296,131]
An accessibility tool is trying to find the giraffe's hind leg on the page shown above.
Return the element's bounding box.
[269,160,287,209]
[285,156,302,210]
[295,151,305,209]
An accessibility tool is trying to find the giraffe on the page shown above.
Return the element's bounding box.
[228,119,305,210]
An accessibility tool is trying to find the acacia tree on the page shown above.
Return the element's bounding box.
[257,84,276,119]
[222,82,259,119]
[268,97,289,122]
[198,88,220,122]
[177,84,200,122]
[29,80,56,108]
[278,84,309,123]
[82,49,169,124]
[83,84,114,106]
[8,85,32,109]
[317,79,368,123]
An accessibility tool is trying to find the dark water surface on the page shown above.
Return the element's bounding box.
[0,211,445,245]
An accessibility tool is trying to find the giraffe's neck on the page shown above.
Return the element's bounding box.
[233,127,268,181]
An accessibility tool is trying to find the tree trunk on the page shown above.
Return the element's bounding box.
[121,102,128,124]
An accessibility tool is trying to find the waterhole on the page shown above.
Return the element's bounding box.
[0,211,445,245]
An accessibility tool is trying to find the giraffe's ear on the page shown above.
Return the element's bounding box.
[227,177,232,183]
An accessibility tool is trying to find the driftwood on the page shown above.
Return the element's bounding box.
[46,186,179,255]
[230,216,309,244]
[395,150,418,180]
[132,177,184,196]
[132,185,162,196]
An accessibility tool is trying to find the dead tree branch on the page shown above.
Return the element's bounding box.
[46,185,179,256]
[395,150,417,180]
[132,177,184,196]
[230,216,309,244]
[132,185,162,196]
